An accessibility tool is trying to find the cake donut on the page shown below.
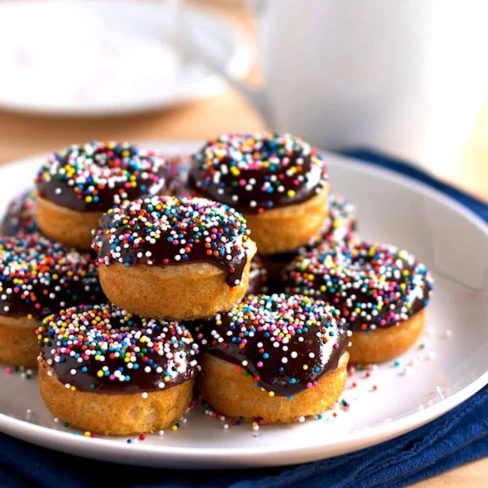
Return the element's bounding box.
[194,294,350,423]
[0,235,105,367]
[92,195,257,320]
[189,132,329,254]
[1,188,37,238]
[35,141,167,249]
[261,193,358,293]
[283,242,434,363]
[36,304,199,435]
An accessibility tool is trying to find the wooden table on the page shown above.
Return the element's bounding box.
[0,1,486,485]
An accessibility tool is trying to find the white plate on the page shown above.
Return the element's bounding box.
[0,1,252,116]
[0,141,487,469]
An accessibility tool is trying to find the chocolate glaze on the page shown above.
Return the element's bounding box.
[47,352,195,394]
[39,305,198,394]
[188,133,327,214]
[35,142,167,213]
[0,235,105,320]
[283,243,433,331]
[92,196,251,287]
[194,294,348,396]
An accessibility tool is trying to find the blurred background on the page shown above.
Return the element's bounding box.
[0,0,487,200]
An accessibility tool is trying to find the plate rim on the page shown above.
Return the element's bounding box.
[0,142,487,467]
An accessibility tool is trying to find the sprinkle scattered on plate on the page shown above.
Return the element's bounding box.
[0,141,487,468]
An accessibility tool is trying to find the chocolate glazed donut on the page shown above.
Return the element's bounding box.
[37,304,199,435]
[283,242,434,363]
[194,294,350,422]
[189,133,329,254]
[92,195,257,320]
[35,141,167,249]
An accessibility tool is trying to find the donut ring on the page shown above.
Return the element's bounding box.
[0,235,105,367]
[37,304,199,435]
[189,133,329,254]
[35,141,167,249]
[1,188,37,238]
[261,193,358,293]
[195,294,349,422]
[92,195,257,320]
[283,242,434,363]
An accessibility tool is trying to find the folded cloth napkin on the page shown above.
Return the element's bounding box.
[1,150,487,488]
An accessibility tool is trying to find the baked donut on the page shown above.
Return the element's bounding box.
[36,304,199,435]
[189,132,329,254]
[92,195,257,320]
[194,294,350,423]
[283,242,434,363]
[1,188,37,238]
[0,235,105,367]
[261,193,358,293]
[35,141,167,249]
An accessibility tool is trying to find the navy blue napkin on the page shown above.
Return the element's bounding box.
[1,150,487,488]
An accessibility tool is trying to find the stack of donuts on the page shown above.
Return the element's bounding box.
[0,134,433,436]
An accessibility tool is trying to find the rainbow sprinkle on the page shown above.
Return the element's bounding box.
[35,141,167,211]
[37,304,199,392]
[189,132,328,213]
[92,195,251,286]
[284,242,434,331]
[195,294,348,396]
[0,235,104,319]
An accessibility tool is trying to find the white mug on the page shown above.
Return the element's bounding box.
[188,0,488,174]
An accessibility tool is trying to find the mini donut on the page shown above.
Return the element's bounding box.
[261,193,358,293]
[1,188,37,238]
[35,141,167,249]
[36,304,199,436]
[92,195,257,320]
[194,294,350,423]
[283,242,434,363]
[0,235,105,367]
[246,255,268,295]
[189,132,329,254]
